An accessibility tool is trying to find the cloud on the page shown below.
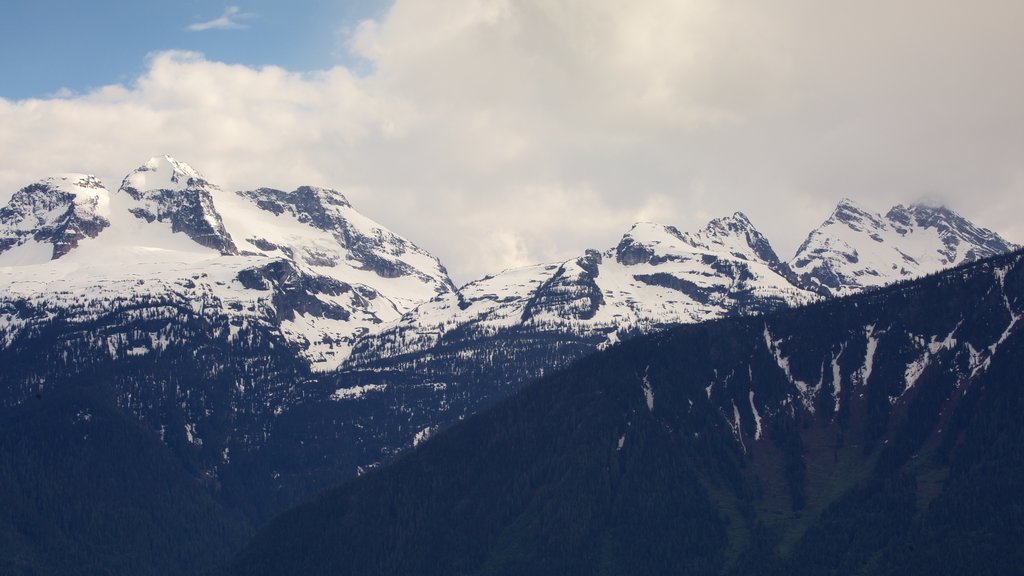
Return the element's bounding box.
[2,0,1023,283]
[188,6,255,32]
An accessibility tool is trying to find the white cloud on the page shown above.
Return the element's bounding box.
[188,6,255,32]
[2,0,1023,282]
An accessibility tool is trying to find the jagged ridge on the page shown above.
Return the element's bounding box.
[790,198,1018,296]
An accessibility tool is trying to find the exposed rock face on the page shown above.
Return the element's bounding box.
[0,175,111,260]
[522,249,605,322]
[236,259,353,322]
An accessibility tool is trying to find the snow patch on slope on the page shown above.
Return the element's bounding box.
[862,324,879,386]
[764,325,816,412]
[331,384,388,400]
[641,368,654,412]
[749,391,762,440]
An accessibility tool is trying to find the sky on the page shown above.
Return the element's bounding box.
[1,0,1022,284]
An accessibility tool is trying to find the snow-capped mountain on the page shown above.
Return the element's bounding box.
[345,213,819,368]
[0,174,111,262]
[790,198,1018,296]
[330,214,823,448]
[0,156,454,370]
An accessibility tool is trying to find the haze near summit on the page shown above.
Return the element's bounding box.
[1,0,1021,283]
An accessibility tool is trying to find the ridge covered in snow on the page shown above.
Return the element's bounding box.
[345,212,821,367]
[0,156,455,370]
[790,198,1019,296]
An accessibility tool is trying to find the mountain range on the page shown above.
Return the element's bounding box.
[223,247,1024,576]
[0,156,1019,575]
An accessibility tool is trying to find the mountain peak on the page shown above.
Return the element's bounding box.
[293,185,352,210]
[613,222,685,265]
[117,157,237,255]
[729,211,753,225]
[0,174,111,262]
[791,198,1018,296]
[888,201,966,225]
[688,212,782,268]
[827,197,887,231]
[121,155,210,197]
[700,212,756,236]
[146,154,201,177]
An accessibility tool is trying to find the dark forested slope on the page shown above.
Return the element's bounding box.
[0,385,250,576]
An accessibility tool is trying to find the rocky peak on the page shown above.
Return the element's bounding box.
[613,222,686,265]
[521,250,605,323]
[828,198,888,232]
[613,215,786,276]
[790,198,1018,296]
[0,174,111,260]
[887,202,954,231]
[685,212,783,268]
[238,186,353,232]
[118,156,238,255]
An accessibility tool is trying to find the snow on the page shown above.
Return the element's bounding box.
[989,266,1020,354]
[641,368,654,412]
[730,400,746,452]
[749,391,762,440]
[901,321,962,400]
[122,155,203,194]
[903,354,929,397]
[970,266,1021,378]
[331,384,387,400]
[929,324,960,354]
[831,345,845,412]
[184,422,202,446]
[862,324,879,386]
[764,325,816,412]
[0,239,54,266]
[412,426,436,447]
